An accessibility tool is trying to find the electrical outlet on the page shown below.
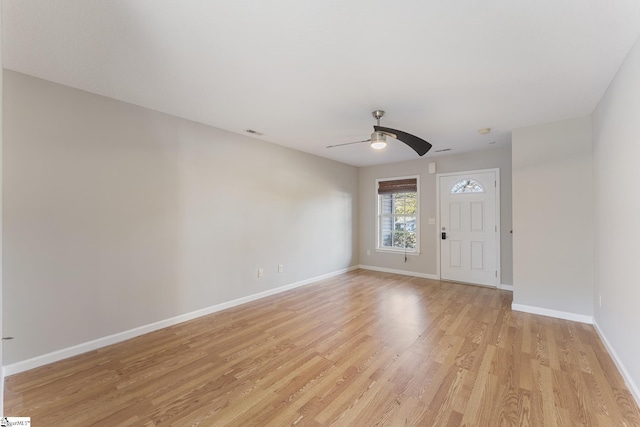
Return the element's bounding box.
[258,268,264,278]
[278,264,284,273]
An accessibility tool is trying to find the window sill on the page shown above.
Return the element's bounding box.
[376,248,421,256]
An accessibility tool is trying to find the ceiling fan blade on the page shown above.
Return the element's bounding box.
[374,126,432,156]
[326,139,371,149]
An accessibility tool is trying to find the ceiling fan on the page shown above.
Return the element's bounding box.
[326,110,432,156]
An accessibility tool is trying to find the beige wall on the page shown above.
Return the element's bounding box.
[593,34,640,399]
[2,71,358,365]
[512,116,593,317]
[358,146,513,284]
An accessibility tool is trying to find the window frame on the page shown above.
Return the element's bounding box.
[375,175,420,255]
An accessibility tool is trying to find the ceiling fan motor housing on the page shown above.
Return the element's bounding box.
[370,131,387,149]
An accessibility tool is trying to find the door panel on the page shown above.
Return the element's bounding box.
[471,241,484,270]
[449,240,462,268]
[440,171,498,287]
[450,203,462,230]
[470,202,484,232]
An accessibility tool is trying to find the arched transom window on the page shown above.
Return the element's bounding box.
[451,179,485,194]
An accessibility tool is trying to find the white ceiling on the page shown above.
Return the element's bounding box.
[3,1,640,166]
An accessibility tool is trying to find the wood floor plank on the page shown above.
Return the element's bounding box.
[4,270,639,426]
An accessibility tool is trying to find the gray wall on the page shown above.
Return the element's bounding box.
[512,116,594,317]
[0,6,4,411]
[593,35,640,396]
[2,71,359,365]
[358,146,513,285]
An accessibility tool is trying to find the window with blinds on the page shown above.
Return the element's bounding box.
[376,176,419,252]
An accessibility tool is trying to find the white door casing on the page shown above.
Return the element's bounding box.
[438,169,500,287]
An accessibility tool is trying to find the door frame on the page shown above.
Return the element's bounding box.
[436,168,501,286]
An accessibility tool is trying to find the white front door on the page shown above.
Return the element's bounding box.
[439,170,499,287]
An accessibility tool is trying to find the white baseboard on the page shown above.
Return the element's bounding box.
[358,265,439,280]
[593,321,640,407]
[3,266,358,377]
[511,303,593,324]
[357,266,511,289]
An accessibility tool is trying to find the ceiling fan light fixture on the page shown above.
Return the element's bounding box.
[370,132,387,149]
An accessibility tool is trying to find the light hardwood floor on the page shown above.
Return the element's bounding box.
[5,270,640,426]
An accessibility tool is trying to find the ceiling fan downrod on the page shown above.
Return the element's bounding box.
[372,109,385,125]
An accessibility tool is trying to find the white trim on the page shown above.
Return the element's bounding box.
[436,168,502,178]
[511,303,593,324]
[435,172,441,279]
[436,168,501,286]
[358,264,439,280]
[498,283,514,292]
[593,321,640,407]
[375,249,420,256]
[0,366,3,417]
[3,266,358,376]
